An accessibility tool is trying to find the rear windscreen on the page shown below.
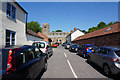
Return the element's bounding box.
[115,51,120,57]
[33,43,45,48]
[72,44,79,47]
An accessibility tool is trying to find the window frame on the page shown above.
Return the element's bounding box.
[6,2,16,19]
[6,29,16,47]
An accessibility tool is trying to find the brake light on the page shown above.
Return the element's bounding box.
[6,49,17,74]
[45,46,47,53]
[111,58,119,62]
[86,47,89,51]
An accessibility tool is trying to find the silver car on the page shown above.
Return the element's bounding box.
[87,46,120,76]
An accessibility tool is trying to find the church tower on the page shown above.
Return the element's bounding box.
[42,23,50,36]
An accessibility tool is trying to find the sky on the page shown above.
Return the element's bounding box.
[17,2,118,32]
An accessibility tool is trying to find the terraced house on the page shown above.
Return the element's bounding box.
[1,0,28,47]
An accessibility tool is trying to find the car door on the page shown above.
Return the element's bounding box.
[91,48,100,64]
[15,48,31,80]
[95,48,107,67]
[15,47,42,79]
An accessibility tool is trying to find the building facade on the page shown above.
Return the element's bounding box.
[1,0,28,47]
[66,29,84,43]
[42,23,69,44]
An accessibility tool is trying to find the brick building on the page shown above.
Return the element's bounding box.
[72,23,120,47]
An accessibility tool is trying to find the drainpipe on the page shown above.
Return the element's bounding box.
[26,13,28,34]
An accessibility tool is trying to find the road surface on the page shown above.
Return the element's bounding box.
[41,46,109,79]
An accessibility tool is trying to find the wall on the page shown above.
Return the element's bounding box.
[71,30,84,41]
[72,32,120,47]
[26,34,44,45]
[2,1,27,47]
[66,34,71,43]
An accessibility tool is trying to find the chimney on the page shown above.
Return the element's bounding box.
[71,30,73,33]
[74,28,77,31]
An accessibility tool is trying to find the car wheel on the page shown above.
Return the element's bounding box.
[83,53,86,58]
[47,54,49,59]
[87,56,91,63]
[103,64,111,76]
[43,61,48,72]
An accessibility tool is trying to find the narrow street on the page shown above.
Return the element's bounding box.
[41,46,108,79]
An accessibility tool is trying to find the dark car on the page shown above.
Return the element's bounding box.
[69,44,79,52]
[1,45,47,80]
[64,43,71,49]
[77,44,97,58]
[62,43,66,46]
[87,46,120,76]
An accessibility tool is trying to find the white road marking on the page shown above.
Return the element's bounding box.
[67,60,78,78]
[64,52,67,57]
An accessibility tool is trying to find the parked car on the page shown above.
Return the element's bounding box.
[69,44,79,52]
[87,46,120,76]
[52,43,58,48]
[1,45,47,80]
[64,43,71,49]
[32,41,53,59]
[77,44,97,58]
[54,42,59,46]
[62,42,66,46]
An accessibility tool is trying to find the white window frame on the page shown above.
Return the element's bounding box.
[6,30,16,47]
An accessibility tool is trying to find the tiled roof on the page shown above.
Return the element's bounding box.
[26,29,43,39]
[38,32,49,41]
[72,22,120,42]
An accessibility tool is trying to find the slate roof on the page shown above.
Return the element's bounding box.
[26,29,43,39]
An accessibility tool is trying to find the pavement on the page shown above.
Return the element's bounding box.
[41,46,110,79]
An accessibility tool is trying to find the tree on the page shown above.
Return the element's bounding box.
[56,30,62,32]
[52,31,55,32]
[27,21,42,33]
[97,22,106,28]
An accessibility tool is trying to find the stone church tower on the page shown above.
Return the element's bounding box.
[42,23,70,44]
[42,23,50,36]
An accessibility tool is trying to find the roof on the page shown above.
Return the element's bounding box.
[15,2,28,14]
[66,29,84,38]
[26,29,43,39]
[72,22,120,42]
[38,32,49,40]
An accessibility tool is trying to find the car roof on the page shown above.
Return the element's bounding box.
[101,46,120,51]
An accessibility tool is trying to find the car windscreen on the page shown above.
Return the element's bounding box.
[33,43,45,48]
[72,44,79,47]
[67,43,70,45]
[115,50,120,57]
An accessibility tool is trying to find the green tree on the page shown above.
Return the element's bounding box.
[107,22,113,26]
[56,30,62,32]
[27,21,42,33]
[97,22,106,28]
[52,31,55,32]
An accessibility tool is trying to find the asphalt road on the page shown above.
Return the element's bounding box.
[41,46,110,79]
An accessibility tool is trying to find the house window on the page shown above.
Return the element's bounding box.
[53,33,54,35]
[7,2,16,19]
[6,30,16,47]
